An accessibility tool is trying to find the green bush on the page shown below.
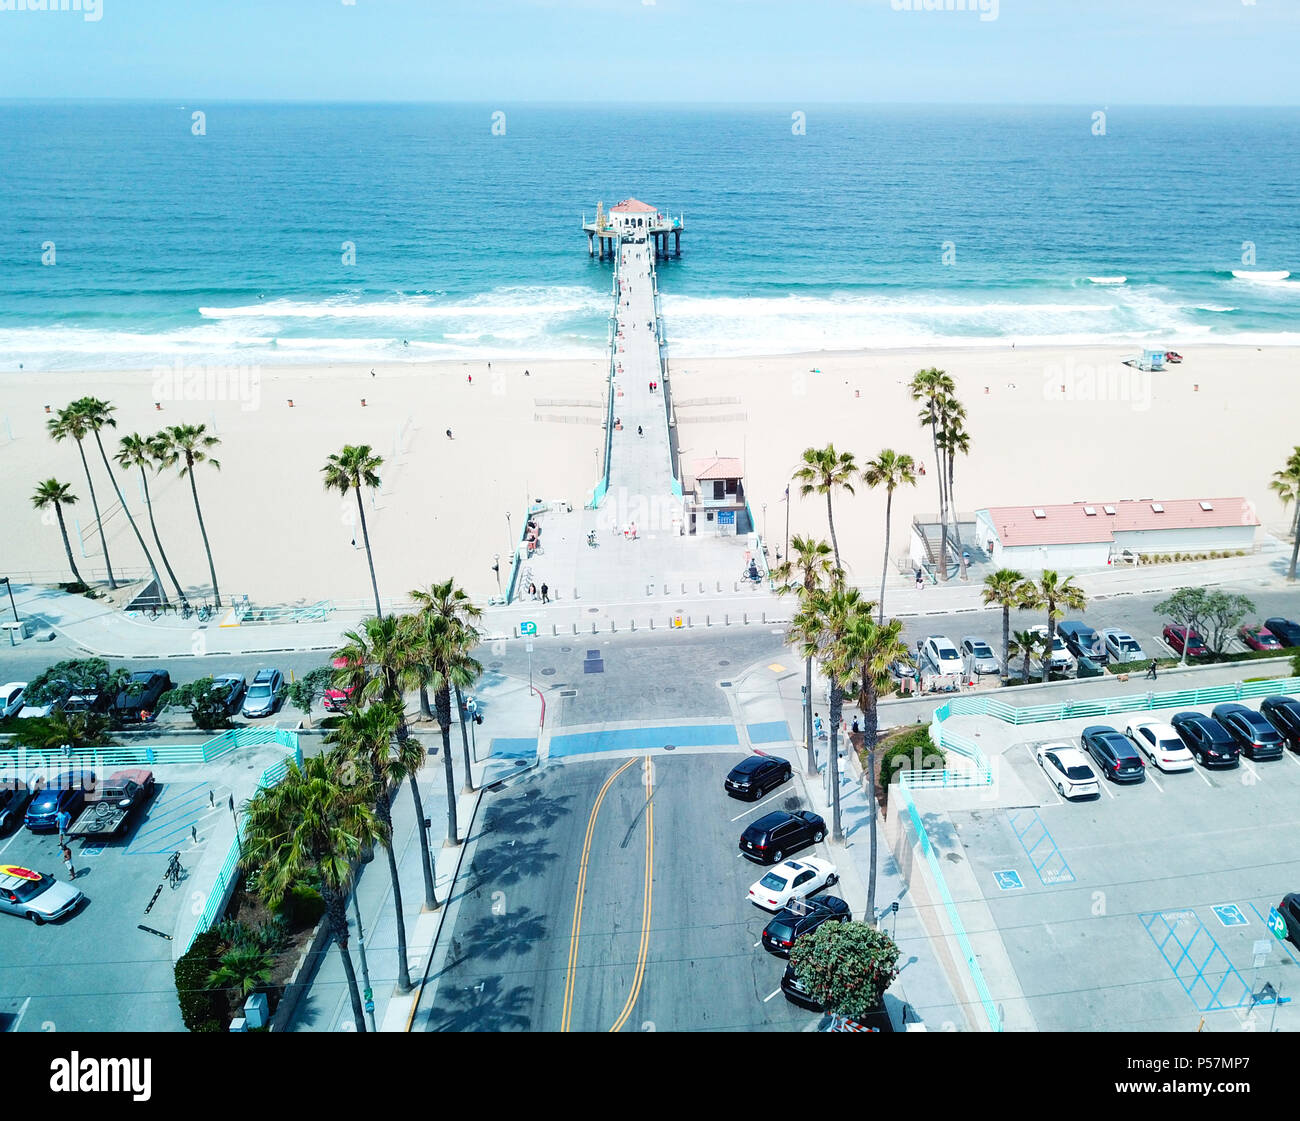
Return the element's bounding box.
[174,930,227,1032]
[274,883,326,930]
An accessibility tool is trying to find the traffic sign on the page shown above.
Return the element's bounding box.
[521,621,537,636]
[364,1000,375,1014]
[1267,907,1287,941]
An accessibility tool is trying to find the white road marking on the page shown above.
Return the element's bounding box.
[753,940,762,947]
[1191,762,1214,787]
[11,997,30,1032]
[730,788,789,822]
[1144,768,1164,793]
[1241,757,1262,783]
[1097,774,1116,799]
[1023,744,1062,805]
[763,988,782,1002]
[0,829,22,856]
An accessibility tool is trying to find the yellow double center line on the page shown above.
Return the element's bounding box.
[559,755,656,1033]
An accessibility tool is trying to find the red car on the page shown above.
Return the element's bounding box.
[1239,624,1282,652]
[322,684,355,713]
[1163,624,1208,657]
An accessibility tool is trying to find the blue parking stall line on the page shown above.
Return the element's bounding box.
[1006,809,1075,886]
[1140,910,1253,1012]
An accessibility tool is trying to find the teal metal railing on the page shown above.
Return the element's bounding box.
[0,726,299,773]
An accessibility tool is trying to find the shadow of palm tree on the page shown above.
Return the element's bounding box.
[478,788,574,841]
[455,906,547,962]
[427,975,534,1032]
[461,842,560,894]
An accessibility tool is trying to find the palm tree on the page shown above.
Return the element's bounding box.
[333,616,441,911]
[1036,570,1087,665]
[410,579,483,794]
[31,479,86,587]
[1270,447,1300,580]
[1009,628,1048,684]
[862,450,917,623]
[981,569,1028,680]
[772,535,836,775]
[75,398,165,606]
[793,445,857,571]
[12,709,115,753]
[206,944,274,1002]
[240,749,382,1033]
[322,445,385,618]
[47,404,116,589]
[327,699,416,992]
[909,368,956,579]
[840,613,911,922]
[938,409,970,558]
[156,424,222,607]
[117,433,186,606]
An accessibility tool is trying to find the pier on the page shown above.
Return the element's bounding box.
[582,198,685,261]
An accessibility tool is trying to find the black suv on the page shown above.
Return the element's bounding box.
[1279,893,1300,948]
[1080,725,1146,783]
[724,756,792,801]
[761,894,851,956]
[739,810,826,864]
[1171,711,1241,767]
[1264,618,1300,647]
[1260,696,1300,752]
[1211,704,1285,761]
[113,670,173,722]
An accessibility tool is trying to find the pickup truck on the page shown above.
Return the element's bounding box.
[66,769,155,838]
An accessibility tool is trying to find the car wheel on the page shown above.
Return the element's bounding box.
[827,873,839,886]
[1056,781,1065,797]
[813,830,824,843]
[26,912,44,925]
[782,767,792,783]
[771,850,784,863]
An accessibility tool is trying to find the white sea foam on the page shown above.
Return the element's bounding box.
[1087,276,1127,285]
[1231,270,1294,285]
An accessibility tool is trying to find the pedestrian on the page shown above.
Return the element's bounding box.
[630,522,637,540]
[467,373,472,384]
[637,425,643,437]
[1145,658,1158,680]
[528,582,537,599]
[814,713,826,740]
[541,582,549,604]
[56,808,71,841]
[525,369,530,377]
[851,717,860,736]
[918,461,926,476]
[61,844,75,880]
[446,428,453,439]
[370,368,375,377]
[915,568,925,591]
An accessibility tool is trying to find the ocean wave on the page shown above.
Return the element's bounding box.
[1086,276,1127,285]
[199,287,605,321]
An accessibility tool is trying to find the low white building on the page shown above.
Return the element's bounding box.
[683,456,750,536]
[976,497,1258,570]
[608,198,660,234]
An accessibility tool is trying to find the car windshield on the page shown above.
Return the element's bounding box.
[937,648,958,661]
[1065,765,1094,780]
[248,685,271,698]
[1121,640,1141,652]
[768,920,796,938]
[759,872,789,891]
[8,877,47,902]
[1159,739,1185,753]
[972,644,992,657]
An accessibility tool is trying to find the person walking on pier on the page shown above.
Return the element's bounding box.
[1145,658,1158,681]
[541,582,550,604]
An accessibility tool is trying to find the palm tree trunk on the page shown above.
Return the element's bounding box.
[947,457,963,551]
[1290,530,1300,582]
[374,798,412,992]
[355,488,383,620]
[828,679,843,843]
[825,491,841,571]
[323,885,367,1032]
[419,685,432,721]
[878,489,893,625]
[1046,601,1057,677]
[76,439,116,589]
[408,774,440,909]
[803,655,816,775]
[138,466,186,604]
[436,687,459,845]
[54,504,86,586]
[187,467,221,607]
[1001,606,1011,680]
[928,417,947,582]
[94,433,165,605]
[862,675,880,924]
[454,683,475,793]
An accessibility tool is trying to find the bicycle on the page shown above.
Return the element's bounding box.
[196,604,212,623]
[165,851,184,889]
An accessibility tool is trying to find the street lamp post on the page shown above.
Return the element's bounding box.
[505,510,513,557]
[351,889,377,1033]
[0,577,17,624]
[492,554,501,597]
[762,503,768,548]
[784,484,791,565]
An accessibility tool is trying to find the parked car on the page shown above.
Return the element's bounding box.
[113,670,172,722]
[0,781,31,834]
[18,680,72,719]
[0,682,27,719]
[1211,703,1285,761]
[960,637,999,676]
[747,857,839,912]
[1264,618,1300,647]
[1080,725,1146,783]
[1101,629,1145,665]
[1035,744,1100,799]
[209,674,247,714]
[738,810,826,865]
[1162,624,1208,658]
[62,691,112,715]
[1278,893,1300,949]
[1029,626,1075,676]
[1058,621,1104,663]
[1239,624,1282,652]
[24,770,96,832]
[1170,711,1241,768]
[1259,696,1300,752]
[780,960,823,1010]
[242,668,284,718]
[761,893,851,956]
[322,683,355,713]
[0,865,84,924]
[919,635,962,674]
[724,756,792,801]
[1125,720,1195,772]
[67,768,155,838]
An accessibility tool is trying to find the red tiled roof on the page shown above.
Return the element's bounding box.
[692,456,745,480]
[610,198,658,213]
[982,498,1256,548]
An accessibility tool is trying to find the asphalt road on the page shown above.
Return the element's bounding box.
[419,752,830,1032]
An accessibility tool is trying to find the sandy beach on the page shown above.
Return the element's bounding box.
[1,343,1295,607]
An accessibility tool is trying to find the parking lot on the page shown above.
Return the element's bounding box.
[916,700,1300,1033]
[416,750,846,1032]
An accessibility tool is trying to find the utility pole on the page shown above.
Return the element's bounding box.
[352,889,377,1033]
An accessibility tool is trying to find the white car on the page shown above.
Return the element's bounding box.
[0,683,26,720]
[960,637,1000,676]
[1035,744,1100,799]
[747,857,839,912]
[920,635,962,674]
[1029,626,1076,675]
[1102,628,1144,665]
[1126,720,1194,772]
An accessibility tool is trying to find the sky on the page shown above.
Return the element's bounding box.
[0,0,1297,105]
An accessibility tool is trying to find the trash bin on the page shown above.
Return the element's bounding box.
[1076,656,1104,679]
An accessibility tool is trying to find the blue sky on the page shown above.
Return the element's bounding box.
[1,0,1296,104]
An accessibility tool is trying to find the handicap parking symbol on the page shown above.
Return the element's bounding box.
[993,870,1024,891]
[1212,903,1248,928]
[82,845,104,858]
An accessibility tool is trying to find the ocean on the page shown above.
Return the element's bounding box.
[1,102,1298,371]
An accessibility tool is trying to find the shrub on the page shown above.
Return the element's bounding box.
[190,690,232,732]
[876,726,945,805]
[274,883,326,930]
[789,921,900,1019]
[174,930,227,1032]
